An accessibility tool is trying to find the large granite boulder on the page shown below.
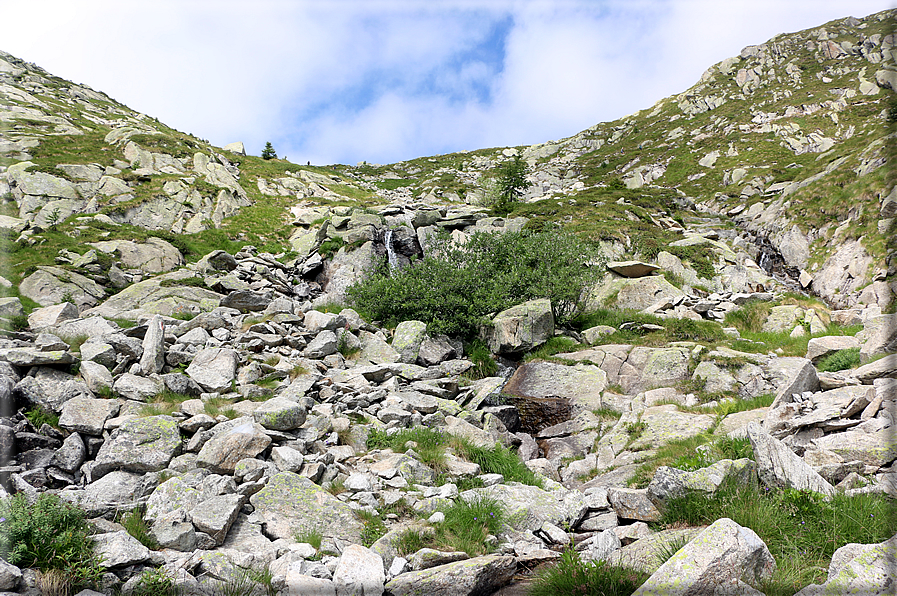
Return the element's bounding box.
[383,554,516,596]
[89,237,184,273]
[13,367,92,413]
[186,347,239,392]
[392,320,428,364]
[503,360,607,413]
[196,418,272,474]
[92,416,181,479]
[58,397,120,436]
[747,423,834,496]
[795,533,897,596]
[249,472,364,549]
[481,299,554,354]
[19,266,106,309]
[632,518,775,595]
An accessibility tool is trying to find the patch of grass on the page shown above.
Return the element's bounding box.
[159,276,207,288]
[141,390,193,417]
[652,533,692,567]
[117,507,159,550]
[464,339,497,379]
[660,482,897,595]
[356,510,388,548]
[452,439,543,488]
[0,493,103,591]
[60,333,89,353]
[628,433,712,488]
[524,336,580,362]
[25,406,60,429]
[131,568,178,596]
[203,397,239,419]
[724,300,772,333]
[529,549,649,596]
[816,347,861,372]
[295,529,323,550]
[434,495,505,557]
[392,527,432,557]
[367,426,448,471]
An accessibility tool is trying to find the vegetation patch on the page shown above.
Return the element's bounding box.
[529,549,649,596]
[816,347,861,372]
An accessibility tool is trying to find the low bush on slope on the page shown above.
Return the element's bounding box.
[347,227,602,338]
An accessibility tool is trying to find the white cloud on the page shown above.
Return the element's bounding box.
[2,0,893,164]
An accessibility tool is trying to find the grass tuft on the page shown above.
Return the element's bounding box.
[529,549,649,596]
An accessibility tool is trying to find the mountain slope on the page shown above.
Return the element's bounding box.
[1,9,895,312]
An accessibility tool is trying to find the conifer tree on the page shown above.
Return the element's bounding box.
[261,141,277,160]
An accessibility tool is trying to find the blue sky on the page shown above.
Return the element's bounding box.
[3,0,894,166]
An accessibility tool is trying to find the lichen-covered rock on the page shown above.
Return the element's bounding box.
[186,347,240,392]
[503,360,607,413]
[794,533,897,596]
[252,397,307,431]
[4,348,75,367]
[190,494,244,545]
[249,472,364,548]
[14,367,92,413]
[112,372,163,401]
[647,459,757,507]
[196,419,272,474]
[607,487,661,522]
[19,266,106,309]
[383,554,516,596]
[462,484,584,532]
[747,422,834,496]
[632,518,775,596]
[392,320,428,364]
[481,298,554,354]
[92,416,181,479]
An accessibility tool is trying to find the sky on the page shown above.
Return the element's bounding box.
[3,0,894,166]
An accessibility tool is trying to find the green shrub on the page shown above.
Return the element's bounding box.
[0,494,103,589]
[348,227,601,338]
[529,549,649,596]
[816,347,861,372]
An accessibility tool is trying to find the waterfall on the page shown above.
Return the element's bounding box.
[385,229,399,271]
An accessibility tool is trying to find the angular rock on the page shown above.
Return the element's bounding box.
[383,554,516,596]
[0,558,21,591]
[647,459,757,506]
[146,476,203,522]
[14,367,92,413]
[607,487,661,522]
[221,289,270,312]
[305,330,339,359]
[794,533,897,596]
[463,484,584,532]
[253,397,307,431]
[186,347,239,392]
[78,360,114,395]
[26,301,80,330]
[4,348,75,367]
[139,315,166,375]
[58,397,120,436]
[196,419,272,474]
[333,543,385,596]
[747,423,834,496]
[60,471,157,517]
[249,472,364,547]
[52,432,86,473]
[632,518,775,596]
[190,494,244,545]
[392,320,427,364]
[805,336,860,363]
[93,531,151,568]
[482,298,554,354]
[92,416,181,479]
[607,260,661,278]
[503,360,607,414]
[112,373,162,401]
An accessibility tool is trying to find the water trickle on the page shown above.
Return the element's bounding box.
[384,229,399,271]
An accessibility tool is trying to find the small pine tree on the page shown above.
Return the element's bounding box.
[261,141,277,160]
[494,155,532,215]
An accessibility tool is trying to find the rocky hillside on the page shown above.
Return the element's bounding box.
[0,8,895,596]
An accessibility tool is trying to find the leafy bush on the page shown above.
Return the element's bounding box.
[348,228,601,338]
[529,549,648,596]
[816,347,861,372]
[0,494,103,589]
[132,568,178,596]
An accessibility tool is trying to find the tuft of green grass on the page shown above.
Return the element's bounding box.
[131,568,178,596]
[295,529,323,550]
[367,427,448,471]
[24,406,60,429]
[816,347,861,372]
[141,390,193,417]
[524,336,580,362]
[434,495,506,557]
[117,508,159,550]
[660,482,897,595]
[464,339,497,379]
[356,510,388,548]
[529,549,649,596]
[393,527,432,557]
[452,438,543,488]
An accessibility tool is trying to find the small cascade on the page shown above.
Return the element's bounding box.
[384,229,399,271]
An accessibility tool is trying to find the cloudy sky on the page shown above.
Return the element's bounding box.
[4,0,893,165]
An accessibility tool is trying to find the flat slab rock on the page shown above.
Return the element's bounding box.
[384,554,516,596]
[607,260,661,278]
